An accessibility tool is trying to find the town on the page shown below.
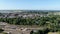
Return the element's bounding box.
[0,10,60,34]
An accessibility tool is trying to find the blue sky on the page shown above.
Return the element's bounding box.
[0,0,60,10]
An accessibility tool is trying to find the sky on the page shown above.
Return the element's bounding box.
[0,0,60,10]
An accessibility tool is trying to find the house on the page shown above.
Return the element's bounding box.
[0,22,7,29]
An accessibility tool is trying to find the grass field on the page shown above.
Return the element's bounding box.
[48,32,60,34]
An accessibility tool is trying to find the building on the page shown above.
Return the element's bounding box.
[0,22,7,29]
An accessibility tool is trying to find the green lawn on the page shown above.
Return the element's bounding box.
[48,32,60,34]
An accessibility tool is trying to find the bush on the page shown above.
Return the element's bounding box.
[0,29,4,33]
